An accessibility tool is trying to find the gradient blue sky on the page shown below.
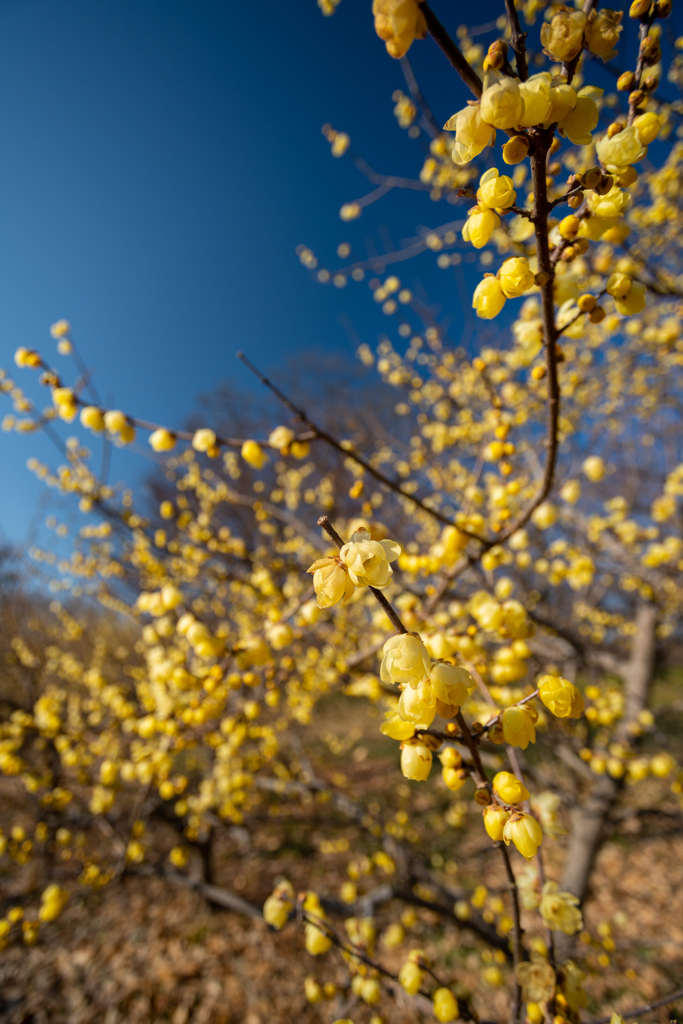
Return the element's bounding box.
[0,0,675,545]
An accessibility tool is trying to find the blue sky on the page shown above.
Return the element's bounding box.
[0,0,677,545]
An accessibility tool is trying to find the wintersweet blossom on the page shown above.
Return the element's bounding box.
[339,529,401,587]
[503,810,543,859]
[540,7,586,62]
[498,257,535,299]
[584,8,622,61]
[540,881,583,934]
[493,770,530,805]
[372,0,427,59]
[480,75,524,130]
[538,674,584,718]
[472,277,506,319]
[400,738,432,781]
[444,104,496,165]
[307,556,355,608]
[380,633,431,686]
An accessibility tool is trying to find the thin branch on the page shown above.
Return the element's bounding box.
[498,842,524,1024]
[582,985,683,1024]
[421,2,483,99]
[504,0,529,81]
[317,515,408,634]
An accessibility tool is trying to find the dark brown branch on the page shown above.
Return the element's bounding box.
[238,351,472,531]
[421,2,483,99]
[504,0,529,81]
[316,515,408,634]
[498,842,524,1024]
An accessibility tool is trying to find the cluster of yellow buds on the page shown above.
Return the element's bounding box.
[307,528,401,609]
[37,884,69,923]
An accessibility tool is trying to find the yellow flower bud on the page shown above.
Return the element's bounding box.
[614,279,645,315]
[472,277,506,319]
[518,72,553,128]
[398,957,424,994]
[305,920,332,955]
[444,104,496,165]
[493,770,530,805]
[104,409,130,434]
[307,556,355,608]
[503,135,529,165]
[498,257,535,299]
[433,988,459,1023]
[241,439,266,467]
[541,8,587,62]
[478,168,517,210]
[531,502,557,530]
[596,124,647,171]
[381,633,431,686]
[268,425,295,450]
[80,406,105,432]
[50,319,71,338]
[429,662,473,706]
[400,739,432,781]
[149,428,176,452]
[372,0,427,59]
[442,766,467,790]
[538,674,585,718]
[480,75,525,130]
[559,215,580,240]
[633,111,661,145]
[462,206,499,249]
[502,705,537,749]
[14,347,41,368]
[584,8,623,61]
[582,455,605,480]
[483,803,511,840]
[503,810,543,859]
[560,479,581,504]
[191,428,217,452]
[340,529,401,587]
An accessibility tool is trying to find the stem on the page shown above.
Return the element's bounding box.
[420,2,483,99]
[499,842,524,1024]
[504,0,528,81]
[316,515,408,634]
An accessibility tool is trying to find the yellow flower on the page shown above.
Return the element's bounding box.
[531,501,557,530]
[478,168,516,210]
[499,257,535,299]
[614,279,645,315]
[372,0,427,59]
[400,738,432,781]
[433,988,458,1023]
[340,529,401,587]
[587,185,630,219]
[501,705,537,749]
[493,770,530,805]
[380,633,431,686]
[380,710,416,740]
[398,953,425,993]
[268,425,295,450]
[462,206,499,248]
[307,556,355,608]
[148,428,176,452]
[584,8,622,61]
[540,881,583,934]
[14,347,41,368]
[305,919,332,955]
[548,81,577,123]
[538,674,584,718]
[483,804,511,841]
[80,406,105,432]
[540,8,586,62]
[582,454,606,479]
[192,428,216,452]
[480,75,524,130]
[518,73,553,128]
[241,439,266,467]
[561,960,588,1012]
[596,125,647,171]
[558,89,599,146]
[398,678,436,727]
[472,277,506,319]
[50,319,71,338]
[633,111,661,146]
[515,954,555,1001]
[504,811,543,860]
[445,104,496,165]
[429,662,473,707]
